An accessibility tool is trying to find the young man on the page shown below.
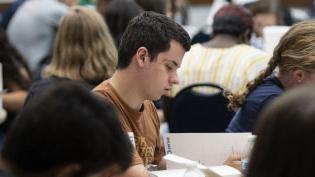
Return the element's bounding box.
[93,11,191,177]
[1,81,133,177]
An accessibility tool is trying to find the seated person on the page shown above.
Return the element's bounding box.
[6,0,77,73]
[104,0,143,47]
[1,81,132,177]
[24,6,117,106]
[172,4,269,95]
[93,12,191,177]
[247,85,315,177]
[247,1,283,49]
[227,20,315,132]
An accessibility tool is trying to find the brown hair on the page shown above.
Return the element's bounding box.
[45,6,117,86]
[227,20,315,109]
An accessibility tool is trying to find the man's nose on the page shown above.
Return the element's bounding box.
[170,72,179,84]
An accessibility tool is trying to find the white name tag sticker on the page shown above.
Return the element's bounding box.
[128,132,136,147]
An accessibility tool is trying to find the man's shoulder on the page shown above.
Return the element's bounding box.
[92,80,114,102]
[93,80,110,93]
[143,100,157,111]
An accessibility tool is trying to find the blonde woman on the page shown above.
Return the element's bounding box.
[24,6,117,106]
[226,20,315,133]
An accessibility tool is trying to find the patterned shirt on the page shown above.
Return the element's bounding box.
[172,44,270,95]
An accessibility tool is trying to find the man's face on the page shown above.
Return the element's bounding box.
[142,40,186,100]
[254,13,278,37]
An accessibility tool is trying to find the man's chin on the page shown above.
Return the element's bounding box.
[150,91,170,101]
[163,90,172,97]
[152,95,162,101]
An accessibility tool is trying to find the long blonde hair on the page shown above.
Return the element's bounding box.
[45,6,117,86]
[228,20,315,109]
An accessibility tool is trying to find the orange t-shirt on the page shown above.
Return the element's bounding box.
[93,80,165,166]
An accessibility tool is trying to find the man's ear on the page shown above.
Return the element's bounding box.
[135,47,149,67]
[56,164,81,177]
[292,69,305,84]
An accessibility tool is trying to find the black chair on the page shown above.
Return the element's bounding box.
[165,83,235,133]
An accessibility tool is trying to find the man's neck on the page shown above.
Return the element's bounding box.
[109,70,145,111]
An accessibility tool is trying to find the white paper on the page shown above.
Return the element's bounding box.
[162,154,240,177]
[263,26,290,54]
[150,169,186,177]
[164,133,251,168]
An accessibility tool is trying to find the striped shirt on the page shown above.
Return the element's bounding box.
[172,44,270,95]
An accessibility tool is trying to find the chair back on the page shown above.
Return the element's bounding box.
[167,83,234,133]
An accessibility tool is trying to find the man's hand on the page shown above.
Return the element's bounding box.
[224,153,241,171]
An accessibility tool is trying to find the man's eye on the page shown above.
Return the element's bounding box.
[166,64,173,71]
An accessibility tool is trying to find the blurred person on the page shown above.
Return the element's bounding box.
[24,6,117,106]
[172,4,269,95]
[247,0,293,49]
[0,29,31,144]
[227,20,315,132]
[104,0,143,47]
[93,12,191,177]
[134,0,166,15]
[0,0,26,30]
[96,0,112,18]
[1,81,132,177]
[6,0,77,74]
[249,1,280,38]
[247,85,315,177]
[173,0,188,25]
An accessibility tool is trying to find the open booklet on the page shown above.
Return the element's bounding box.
[149,154,241,177]
[163,133,251,168]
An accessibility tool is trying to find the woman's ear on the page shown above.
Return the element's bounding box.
[292,69,305,84]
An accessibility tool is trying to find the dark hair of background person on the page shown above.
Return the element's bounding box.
[212,4,254,40]
[134,0,166,14]
[0,28,32,135]
[117,11,191,69]
[96,0,112,19]
[105,0,143,47]
[0,0,26,30]
[0,29,31,90]
[1,81,132,177]
[247,85,315,177]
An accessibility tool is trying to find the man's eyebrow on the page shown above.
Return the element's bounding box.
[165,59,179,68]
